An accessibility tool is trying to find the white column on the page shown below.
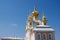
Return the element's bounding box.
[33,32,35,40]
[42,22,44,25]
[26,30,30,40]
[33,16,36,21]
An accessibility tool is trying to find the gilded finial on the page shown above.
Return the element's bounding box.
[34,5,36,11]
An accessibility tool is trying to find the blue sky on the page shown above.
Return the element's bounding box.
[0,0,60,40]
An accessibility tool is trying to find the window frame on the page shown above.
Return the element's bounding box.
[48,33,52,40]
[37,33,41,40]
[43,33,47,40]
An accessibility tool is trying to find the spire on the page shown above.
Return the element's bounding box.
[34,5,36,11]
[42,10,44,17]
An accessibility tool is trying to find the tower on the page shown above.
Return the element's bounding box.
[25,6,55,40]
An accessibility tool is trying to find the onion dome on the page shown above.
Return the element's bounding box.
[42,11,47,25]
[28,15,32,21]
[31,6,39,18]
[42,16,47,22]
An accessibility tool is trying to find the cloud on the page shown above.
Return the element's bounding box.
[11,24,17,27]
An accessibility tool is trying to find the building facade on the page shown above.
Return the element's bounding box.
[25,6,55,40]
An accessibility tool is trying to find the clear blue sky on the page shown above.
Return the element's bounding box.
[0,0,60,40]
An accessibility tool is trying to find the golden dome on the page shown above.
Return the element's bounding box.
[32,11,39,17]
[42,16,46,22]
[31,5,39,17]
[42,11,47,22]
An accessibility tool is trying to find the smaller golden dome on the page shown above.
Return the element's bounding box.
[28,15,32,21]
[42,10,47,23]
[42,16,47,22]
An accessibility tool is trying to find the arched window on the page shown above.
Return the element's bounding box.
[43,33,46,40]
[37,33,41,40]
[48,33,52,40]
